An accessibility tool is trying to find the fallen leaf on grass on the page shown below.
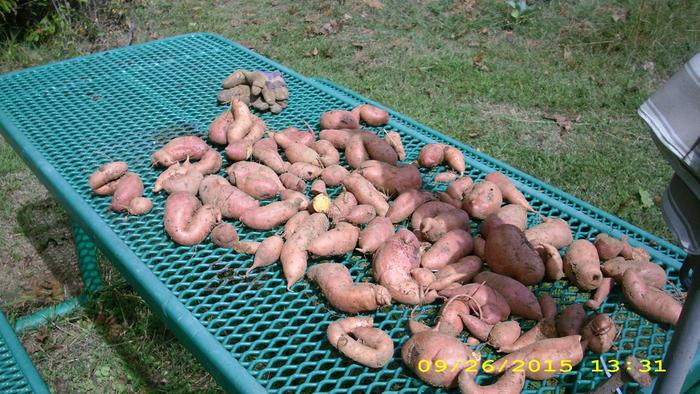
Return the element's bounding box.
[638,188,654,208]
[472,53,489,71]
[543,113,573,134]
[362,0,384,9]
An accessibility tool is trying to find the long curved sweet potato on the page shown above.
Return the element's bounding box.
[473,271,542,320]
[89,161,128,195]
[327,316,393,368]
[198,175,259,219]
[421,230,473,270]
[308,222,359,256]
[386,190,434,224]
[239,199,302,230]
[358,217,395,253]
[622,270,681,326]
[152,136,210,167]
[458,368,525,394]
[163,192,220,245]
[342,173,389,216]
[488,335,584,380]
[484,171,534,212]
[357,160,421,195]
[281,213,329,289]
[308,263,391,313]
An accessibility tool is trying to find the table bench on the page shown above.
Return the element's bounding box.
[0,32,690,393]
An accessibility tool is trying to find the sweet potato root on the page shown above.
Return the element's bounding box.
[480,204,528,239]
[208,110,232,145]
[484,224,545,285]
[538,294,557,321]
[446,176,474,200]
[428,256,483,291]
[439,284,511,324]
[240,199,302,230]
[373,229,437,305]
[419,208,470,242]
[283,210,310,239]
[534,243,565,281]
[580,314,615,353]
[473,271,543,320]
[384,131,405,160]
[556,303,586,337]
[353,104,389,126]
[462,181,503,220]
[421,229,473,270]
[386,190,434,224]
[156,162,203,195]
[410,201,456,230]
[342,173,389,216]
[210,222,238,248]
[345,133,369,169]
[319,128,358,149]
[281,213,329,289]
[484,171,534,212]
[357,160,421,195]
[308,222,359,256]
[418,144,445,168]
[227,161,283,199]
[601,257,667,289]
[279,172,307,192]
[320,110,361,130]
[198,175,259,219]
[443,146,465,174]
[89,161,128,195]
[226,98,254,143]
[276,127,315,147]
[313,140,340,167]
[488,335,584,380]
[622,270,681,326]
[487,321,522,351]
[458,368,525,394]
[328,316,393,368]
[358,217,395,253]
[248,235,284,274]
[525,217,573,249]
[190,148,222,175]
[585,277,614,309]
[127,197,153,215]
[434,172,459,183]
[252,138,288,174]
[110,172,144,212]
[345,204,377,225]
[224,140,253,162]
[320,164,350,186]
[594,233,625,260]
[164,192,220,245]
[152,136,210,167]
[287,162,322,180]
[308,263,391,313]
[563,239,603,290]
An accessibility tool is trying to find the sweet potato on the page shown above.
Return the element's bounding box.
[384,131,405,160]
[278,138,323,167]
[439,284,511,324]
[620,240,651,261]
[402,329,480,387]
[110,172,144,212]
[420,209,470,242]
[190,148,222,175]
[308,263,391,313]
[208,110,232,145]
[473,271,542,320]
[280,189,310,210]
[328,191,357,222]
[224,140,253,161]
[458,314,494,341]
[484,224,545,285]
[313,140,340,167]
[443,146,465,174]
[198,175,259,219]
[458,369,525,394]
[152,136,210,167]
[358,160,422,195]
[353,104,389,126]
[421,230,473,270]
[386,190,434,224]
[345,204,377,225]
[157,163,203,195]
[556,303,586,337]
[320,164,349,186]
[373,229,438,305]
[463,181,503,220]
[446,176,474,200]
[488,335,584,380]
[240,199,302,230]
[410,201,456,229]
[127,197,153,215]
[357,217,395,254]
[277,127,315,147]
[164,192,220,245]
[499,314,547,349]
[361,132,398,165]
[89,161,128,195]
[429,256,483,291]
[480,204,528,239]
[563,239,603,290]
[594,233,625,260]
[345,133,369,169]
[525,217,573,249]
[473,236,485,259]
[319,128,358,149]
[308,222,359,256]
[437,192,462,208]
[252,138,288,174]
[281,213,330,289]
[487,321,521,351]
[210,222,238,248]
[287,162,322,180]
[580,314,615,353]
[538,294,557,321]
[586,277,613,309]
[534,243,565,281]
[247,235,284,274]
[283,210,310,239]
[227,98,254,143]
[411,268,436,287]
[621,270,681,326]
[601,257,667,289]
[434,171,459,183]
[418,144,445,168]
[227,161,283,200]
[279,173,307,192]
[327,317,393,368]
[342,173,389,216]
[242,116,266,144]
[484,171,534,212]
[233,240,260,255]
[310,179,326,196]
[320,110,360,130]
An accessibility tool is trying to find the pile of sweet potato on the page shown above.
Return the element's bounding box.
[88,95,682,392]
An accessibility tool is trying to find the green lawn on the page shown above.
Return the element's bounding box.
[1,0,698,392]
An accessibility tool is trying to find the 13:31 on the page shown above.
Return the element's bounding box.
[592,359,666,374]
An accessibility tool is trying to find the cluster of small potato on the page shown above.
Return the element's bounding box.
[88,98,682,393]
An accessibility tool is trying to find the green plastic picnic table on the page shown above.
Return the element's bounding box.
[0,33,690,393]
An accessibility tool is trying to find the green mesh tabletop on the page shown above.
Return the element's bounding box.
[0,33,687,393]
[0,312,50,393]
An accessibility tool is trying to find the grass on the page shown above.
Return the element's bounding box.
[0,0,698,392]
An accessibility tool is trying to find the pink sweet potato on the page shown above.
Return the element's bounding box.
[410,201,456,230]
[446,176,474,200]
[487,320,522,351]
[525,217,573,249]
[498,318,557,353]
[342,173,389,216]
[156,162,203,195]
[557,303,586,337]
[328,317,393,368]
[386,190,434,224]
[224,140,253,162]
[308,222,359,256]
[428,256,483,291]
[190,148,222,175]
[320,110,361,130]
[462,181,503,220]
[320,164,350,186]
[488,335,584,380]
[357,160,422,195]
[622,270,681,326]
[240,199,302,230]
[283,210,310,239]
[198,175,259,219]
[313,140,340,167]
[421,229,473,270]
[282,213,329,289]
[227,161,283,199]
[358,217,395,253]
[384,131,405,160]
[279,172,307,192]
[439,284,511,324]
[585,277,614,309]
[459,368,525,394]
[280,189,310,210]
[164,192,221,245]
[110,172,144,212]
[534,243,565,281]
[473,271,543,320]
[437,192,462,208]
[319,128,359,149]
[248,235,284,274]
[361,132,398,165]
[252,138,288,174]
[210,222,238,248]
[287,162,322,180]
[594,233,625,260]
[539,294,557,321]
[277,127,315,147]
[418,144,445,168]
[328,191,358,222]
[420,209,470,242]
[353,104,389,126]
[484,224,545,285]
[480,204,528,239]
[484,171,534,212]
[434,171,459,183]
[208,110,232,145]
[308,264,391,313]
[152,136,210,167]
[345,133,369,169]
[563,239,603,290]
[89,161,128,195]
[473,236,485,259]
[443,146,465,174]
[580,314,615,353]
[601,257,666,289]
[345,204,377,225]
[127,197,153,215]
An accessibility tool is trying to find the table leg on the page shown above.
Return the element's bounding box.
[71,222,103,295]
